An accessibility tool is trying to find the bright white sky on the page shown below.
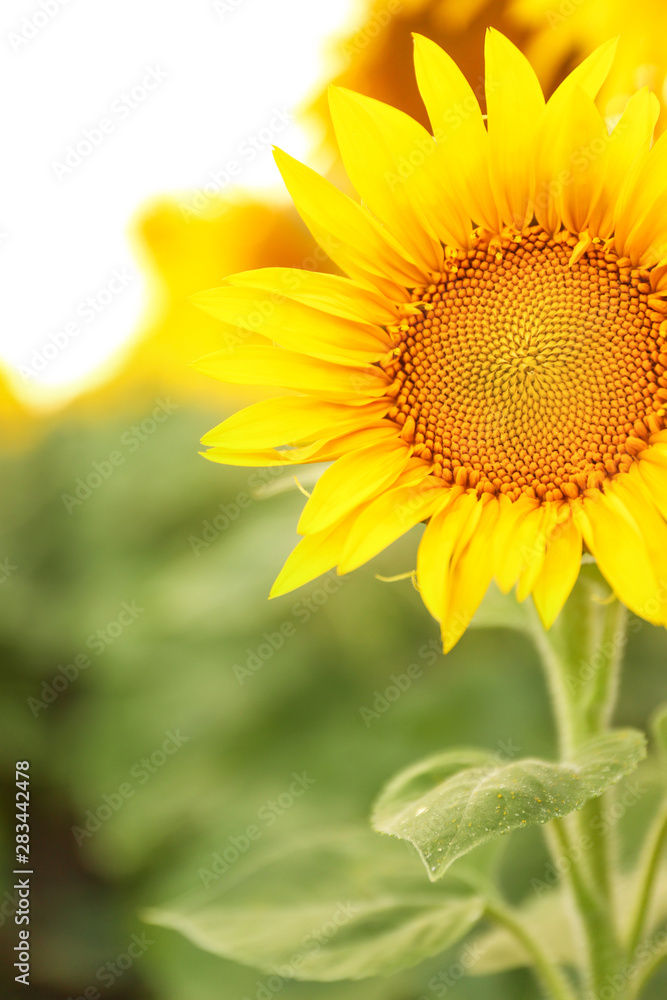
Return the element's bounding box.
[0,0,360,408]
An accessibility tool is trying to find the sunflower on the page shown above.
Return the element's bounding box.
[69,196,316,421]
[510,0,667,121]
[309,0,520,162]
[194,31,667,650]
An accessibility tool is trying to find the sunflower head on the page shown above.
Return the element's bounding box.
[193,30,667,651]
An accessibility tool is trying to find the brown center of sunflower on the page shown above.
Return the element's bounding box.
[382,228,667,502]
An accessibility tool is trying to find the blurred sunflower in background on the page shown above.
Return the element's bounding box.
[510,0,667,122]
[69,197,317,419]
[8,0,667,431]
[309,0,521,156]
[196,32,667,650]
[0,369,35,448]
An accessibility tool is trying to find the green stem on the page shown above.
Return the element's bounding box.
[527,602,583,759]
[549,815,618,990]
[484,900,578,1000]
[580,795,615,921]
[527,576,629,996]
[582,599,627,734]
[627,942,667,1000]
[626,802,667,957]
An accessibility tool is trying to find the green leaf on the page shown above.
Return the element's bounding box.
[143,829,485,981]
[372,730,647,880]
[470,885,574,974]
[471,861,667,975]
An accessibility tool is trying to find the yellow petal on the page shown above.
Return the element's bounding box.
[493,496,541,593]
[201,397,390,449]
[575,490,663,624]
[201,444,320,467]
[516,504,557,603]
[225,268,400,325]
[203,423,398,468]
[637,449,667,520]
[588,89,659,239]
[531,512,582,629]
[192,286,389,365]
[611,470,667,596]
[507,505,547,594]
[644,432,667,449]
[328,86,444,270]
[339,471,444,573]
[450,491,487,566]
[194,346,390,398]
[442,497,500,652]
[330,76,472,252]
[270,513,359,598]
[297,437,412,534]
[548,39,618,108]
[274,147,425,290]
[539,48,618,234]
[416,489,475,621]
[413,33,499,232]
[615,129,667,264]
[296,422,400,464]
[485,29,545,229]
[536,86,608,235]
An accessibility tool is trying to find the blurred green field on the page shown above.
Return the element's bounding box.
[2,406,667,999]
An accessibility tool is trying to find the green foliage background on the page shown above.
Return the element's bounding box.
[1,406,666,998]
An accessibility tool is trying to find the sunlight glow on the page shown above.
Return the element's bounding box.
[0,0,360,408]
